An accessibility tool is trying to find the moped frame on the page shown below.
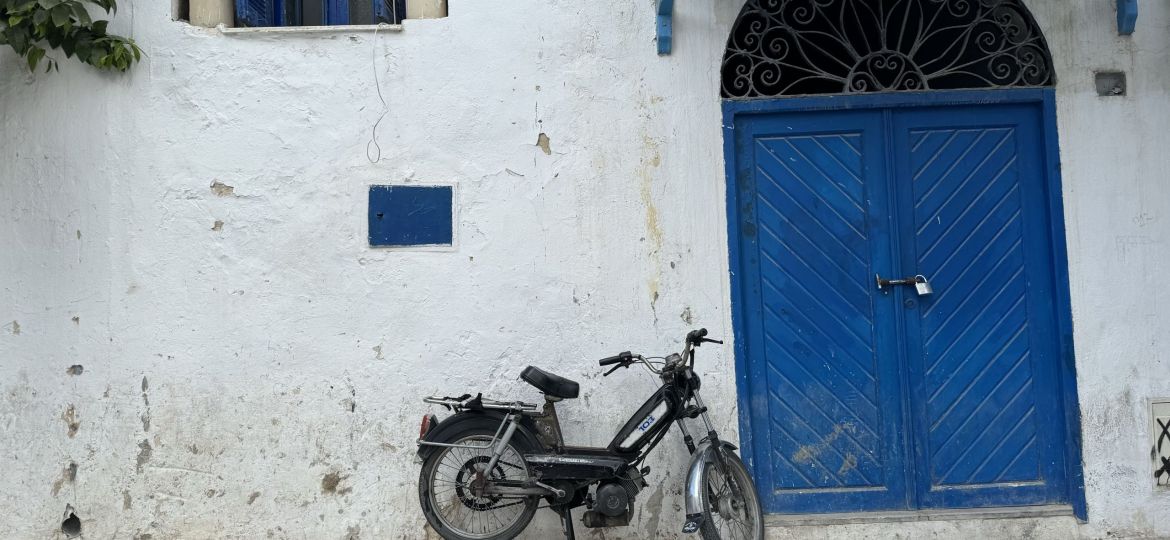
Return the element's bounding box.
[417,331,742,538]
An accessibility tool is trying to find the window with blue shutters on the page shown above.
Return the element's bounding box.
[235,0,407,27]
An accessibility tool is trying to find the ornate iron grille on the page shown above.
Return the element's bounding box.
[722,0,1055,98]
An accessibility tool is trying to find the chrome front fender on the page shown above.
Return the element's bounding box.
[682,440,739,534]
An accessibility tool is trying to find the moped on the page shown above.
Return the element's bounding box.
[415,329,764,540]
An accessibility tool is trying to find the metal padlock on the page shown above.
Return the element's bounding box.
[914,275,933,296]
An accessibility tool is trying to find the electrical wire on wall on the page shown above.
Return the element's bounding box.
[366,21,393,164]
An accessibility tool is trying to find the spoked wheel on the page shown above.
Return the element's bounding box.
[419,431,538,540]
[699,447,764,540]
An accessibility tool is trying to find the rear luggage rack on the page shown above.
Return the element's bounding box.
[423,393,542,414]
[418,394,541,452]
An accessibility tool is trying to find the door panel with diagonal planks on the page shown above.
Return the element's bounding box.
[734,111,910,513]
[732,103,1072,514]
[893,106,1070,508]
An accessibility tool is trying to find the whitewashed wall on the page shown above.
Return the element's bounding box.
[0,0,1167,538]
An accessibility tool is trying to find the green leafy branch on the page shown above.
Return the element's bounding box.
[0,0,141,72]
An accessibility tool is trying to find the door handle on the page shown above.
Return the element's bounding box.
[876,274,933,296]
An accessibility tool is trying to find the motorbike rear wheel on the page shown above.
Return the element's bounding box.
[699,447,764,540]
[418,421,538,540]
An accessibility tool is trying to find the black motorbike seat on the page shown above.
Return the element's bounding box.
[520,366,580,399]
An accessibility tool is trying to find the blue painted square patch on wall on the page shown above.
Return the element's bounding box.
[368,185,454,247]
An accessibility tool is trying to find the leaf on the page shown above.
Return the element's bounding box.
[50,4,68,26]
[84,0,113,12]
[45,27,61,47]
[9,26,26,51]
[69,2,89,25]
[1,0,138,73]
[85,0,112,13]
[26,44,43,70]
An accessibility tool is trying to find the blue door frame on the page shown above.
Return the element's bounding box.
[722,88,1086,521]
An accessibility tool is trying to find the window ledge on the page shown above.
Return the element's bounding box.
[216,23,403,35]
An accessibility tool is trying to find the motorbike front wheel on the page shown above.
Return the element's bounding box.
[699,447,764,540]
[418,422,538,540]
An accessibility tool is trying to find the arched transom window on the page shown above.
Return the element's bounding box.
[722,0,1055,98]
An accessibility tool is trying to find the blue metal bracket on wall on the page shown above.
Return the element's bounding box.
[657,0,674,55]
[1118,0,1137,35]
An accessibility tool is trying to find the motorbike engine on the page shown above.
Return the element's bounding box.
[582,467,648,528]
[595,482,629,517]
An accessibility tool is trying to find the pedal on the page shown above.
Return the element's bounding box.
[535,480,566,499]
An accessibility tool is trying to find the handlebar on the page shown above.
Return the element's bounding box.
[597,329,724,377]
[599,351,633,366]
[687,328,724,346]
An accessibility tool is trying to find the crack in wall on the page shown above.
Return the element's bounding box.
[640,135,663,317]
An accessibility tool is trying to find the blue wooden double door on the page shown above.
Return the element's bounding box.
[732,102,1074,513]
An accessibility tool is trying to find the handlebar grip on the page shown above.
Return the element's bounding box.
[599,351,632,366]
[686,328,709,343]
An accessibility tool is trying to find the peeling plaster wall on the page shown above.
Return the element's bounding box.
[1044,2,1170,537]
[0,0,1168,538]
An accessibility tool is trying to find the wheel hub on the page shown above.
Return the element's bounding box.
[454,456,505,511]
[716,486,747,524]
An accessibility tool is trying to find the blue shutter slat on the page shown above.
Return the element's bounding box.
[236,0,277,27]
[326,0,347,25]
[374,0,406,23]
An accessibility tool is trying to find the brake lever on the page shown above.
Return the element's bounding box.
[603,356,641,377]
[703,338,724,345]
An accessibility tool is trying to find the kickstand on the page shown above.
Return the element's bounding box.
[556,505,575,540]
